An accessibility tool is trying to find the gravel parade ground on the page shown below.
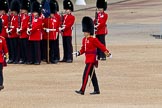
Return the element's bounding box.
[0,0,162,108]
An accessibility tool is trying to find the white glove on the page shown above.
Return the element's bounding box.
[46,28,50,33]
[16,28,21,34]
[94,25,99,29]
[10,26,14,29]
[62,25,66,27]
[94,23,100,29]
[72,51,80,56]
[59,27,65,31]
[109,53,112,59]
[27,28,32,35]
[94,25,98,28]
[46,28,56,33]
[3,55,9,63]
[2,19,4,23]
[5,57,9,63]
[50,29,56,31]
[6,28,12,34]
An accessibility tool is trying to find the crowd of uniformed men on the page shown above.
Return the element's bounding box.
[0,0,108,65]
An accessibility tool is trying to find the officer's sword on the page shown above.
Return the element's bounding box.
[88,53,112,87]
[89,66,95,87]
[74,23,77,57]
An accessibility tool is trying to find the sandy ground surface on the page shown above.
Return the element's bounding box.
[1,0,162,108]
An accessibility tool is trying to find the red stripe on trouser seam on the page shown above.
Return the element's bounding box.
[81,63,92,92]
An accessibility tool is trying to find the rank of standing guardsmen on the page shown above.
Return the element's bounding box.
[94,0,108,61]
[2,0,76,65]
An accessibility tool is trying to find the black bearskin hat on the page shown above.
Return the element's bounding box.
[31,0,37,3]
[50,0,59,13]
[41,0,46,7]
[31,0,41,16]
[96,0,107,11]
[63,0,74,12]
[10,0,20,13]
[0,19,2,33]
[28,0,37,13]
[82,16,94,35]
[20,0,30,11]
[8,0,13,6]
[0,0,8,13]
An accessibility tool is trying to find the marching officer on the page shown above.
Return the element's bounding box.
[0,18,9,91]
[74,16,111,95]
[27,0,42,65]
[94,0,108,60]
[59,0,75,63]
[6,0,20,64]
[17,0,30,64]
[43,0,60,64]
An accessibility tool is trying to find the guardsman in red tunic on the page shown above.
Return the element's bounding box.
[59,0,75,63]
[6,0,20,64]
[27,1,42,65]
[0,0,8,38]
[40,0,47,61]
[53,0,61,61]
[0,18,9,91]
[43,0,60,64]
[94,0,108,61]
[17,0,30,64]
[74,16,111,95]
